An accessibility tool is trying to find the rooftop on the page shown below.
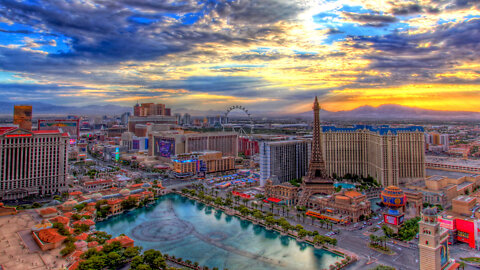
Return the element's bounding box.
[37,228,66,243]
[322,125,424,135]
[453,195,475,203]
[0,127,16,135]
[426,156,480,168]
[427,175,445,181]
[426,169,478,178]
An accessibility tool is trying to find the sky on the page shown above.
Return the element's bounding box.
[0,0,480,114]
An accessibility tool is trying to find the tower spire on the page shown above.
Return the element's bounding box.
[297,96,334,206]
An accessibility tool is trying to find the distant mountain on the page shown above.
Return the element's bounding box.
[0,102,131,116]
[295,104,480,120]
[0,101,478,120]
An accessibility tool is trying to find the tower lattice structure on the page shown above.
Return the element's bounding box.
[297,96,334,206]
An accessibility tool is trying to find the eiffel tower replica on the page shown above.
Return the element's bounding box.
[297,96,334,206]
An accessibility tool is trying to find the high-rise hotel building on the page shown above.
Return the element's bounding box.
[260,139,311,186]
[321,125,425,186]
[0,127,69,200]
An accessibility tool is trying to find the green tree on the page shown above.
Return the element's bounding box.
[121,196,139,210]
[124,246,141,258]
[135,264,152,270]
[107,251,123,268]
[143,249,166,269]
[131,255,144,269]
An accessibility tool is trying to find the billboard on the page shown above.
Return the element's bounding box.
[440,240,449,267]
[154,138,175,157]
[438,217,455,230]
[384,213,405,226]
[133,140,140,150]
[38,119,80,139]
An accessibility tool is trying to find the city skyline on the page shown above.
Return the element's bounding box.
[0,0,479,114]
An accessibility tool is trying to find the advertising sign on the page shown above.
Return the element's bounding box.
[440,240,449,267]
[38,119,80,139]
[384,214,397,225]
[154,138,175,157]
[438,217,455,230]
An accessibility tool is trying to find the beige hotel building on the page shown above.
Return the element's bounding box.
[321,125,425,187]
[0,127,69,200]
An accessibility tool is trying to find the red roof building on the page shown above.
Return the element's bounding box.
[49,216,70,226]
[106,235,134,248]
[39,207,58,218]
[72,219,95,227]
[33,228,66,251]
[75,233,89,241]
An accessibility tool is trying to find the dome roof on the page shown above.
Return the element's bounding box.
[63,200,78,207]
[119,189,131,196]
[423,207,438,216]
[91,193,103,199]
[380,186,405,208]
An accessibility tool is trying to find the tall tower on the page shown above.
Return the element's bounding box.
[13,105,32,131]
[306,96,329,181]
[418,208,456,270]
[297,96,334,206]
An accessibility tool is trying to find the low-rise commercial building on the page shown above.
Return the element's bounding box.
[406,174,480,208]
[173,151,235,177]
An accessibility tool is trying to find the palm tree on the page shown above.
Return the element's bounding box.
[286,207,290,218]
[282,206,286,216]
[319,219,325,229]
[369,234,376,245]
[296,213,301,222]
[310,215,314,225]
[270,203,274,213]
[259,202,264,212]
[215,190,218,198]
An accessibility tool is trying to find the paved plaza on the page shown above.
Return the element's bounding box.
[0,211,67,270]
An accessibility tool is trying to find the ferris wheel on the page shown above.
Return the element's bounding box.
[222,105,254,135]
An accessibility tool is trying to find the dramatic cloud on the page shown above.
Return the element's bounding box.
[0,0,479,114]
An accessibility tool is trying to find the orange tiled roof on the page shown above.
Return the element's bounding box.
[87,241,98,248]
[106,235,134,247]
[69,250,84,261]
[67,260,83,270]
[39,207,57,215]
[82,211,94,217]
[75,233,88,241]
[64,212,74,218]
[87,202,96,206]
[107,199,123,205]
[73,219,95,227]
[69,191,83,196]
[84,179,113,186]
[130,184,143,188]
[344,190,363,198]
[37,228,66,244]
[49,216,70,225]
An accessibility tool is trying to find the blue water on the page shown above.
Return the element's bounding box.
[334,182,355,189]
[96,194,342,270]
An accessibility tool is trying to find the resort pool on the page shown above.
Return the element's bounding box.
[96,194,342,270]
[334,182,355,189]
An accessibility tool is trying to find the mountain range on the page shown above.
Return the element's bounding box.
[295,104,480,120]
[0,102,479,120]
